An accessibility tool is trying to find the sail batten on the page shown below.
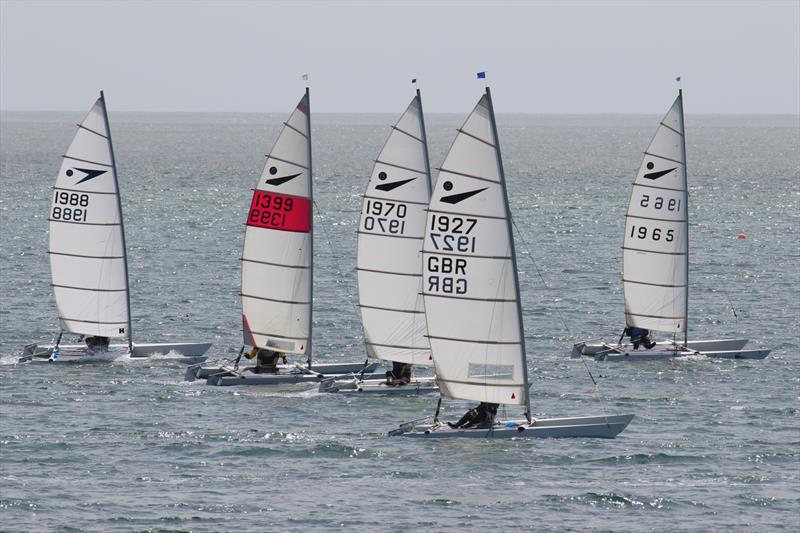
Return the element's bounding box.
[241,92,313,355]
[48,95,131,341]
[357,95,433,366]
[623,94,688,335]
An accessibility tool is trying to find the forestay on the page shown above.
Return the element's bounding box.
[241,91,313,356]
[49,95,131,340]
[357,94,433,366]
[623,93,688,335]
[422,93,527,406]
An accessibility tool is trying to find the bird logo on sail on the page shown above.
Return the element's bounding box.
[265,165,302,186]
[375,171,415,192]
[643,162,677,180]
[440,181,487,204]
[66,167,107,184]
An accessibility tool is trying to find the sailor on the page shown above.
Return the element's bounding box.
[626,327,656,350]
[385,361,412,386]
[253,348,279,374]
[84,336,110,353]
[447,402,498,429]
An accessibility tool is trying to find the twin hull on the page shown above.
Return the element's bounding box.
[393,414,635,439]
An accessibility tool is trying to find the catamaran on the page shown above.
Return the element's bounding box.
[320,88,438,395]
[571,90,771,362]
[186,88,378,386]
[391,87,634,438]
[20,92,212,363]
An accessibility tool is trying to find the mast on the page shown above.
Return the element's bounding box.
[99,91,133,352]
[485,86,531,423]
[305,85,313,367]
[676,89,689,346]
[416,87,433,195]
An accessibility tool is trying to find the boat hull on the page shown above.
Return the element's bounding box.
[205,367,386,387]
[20,342,211,363]
[185,361,379,382]
[572,338,749,357]
[588,345,771,362]
[391,414,634,439]
[319,376,439,395]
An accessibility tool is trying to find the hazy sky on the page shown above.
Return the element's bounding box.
[1,0,798,114]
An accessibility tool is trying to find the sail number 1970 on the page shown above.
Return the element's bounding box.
[362,199,407,235]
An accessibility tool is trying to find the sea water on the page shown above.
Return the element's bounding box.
[1,110,798,531]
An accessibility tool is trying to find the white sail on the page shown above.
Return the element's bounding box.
[623,93,688,334]
[423,93,527,406]
[49,95,130,339]
[241,91,313,355]
[357,94,433,366]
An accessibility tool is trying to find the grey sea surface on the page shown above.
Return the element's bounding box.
[1,109,798,532]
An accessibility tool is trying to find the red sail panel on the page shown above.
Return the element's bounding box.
[246,191,311,233]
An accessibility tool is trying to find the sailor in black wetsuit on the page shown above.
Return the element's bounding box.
[84,336,110,353]
[447,402,498,429]
[626,327,656,350]
[253,349,279,374]
[385,361,412,385]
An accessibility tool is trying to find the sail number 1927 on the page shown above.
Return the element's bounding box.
[428,214,477,253]
[51,191,89,222]
[426,214,479,296]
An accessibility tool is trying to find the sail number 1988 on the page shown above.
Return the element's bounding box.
[428,214,478,253]
[51,191,89,222]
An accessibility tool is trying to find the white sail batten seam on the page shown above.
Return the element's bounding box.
[240,257,310,269]
[62,155,113,168]
[241,293,311,305]
[282,121,308,139]
[623,246,687,256]
[625,213,687,223]
[360,304,425,314]
[437,167,501,185]
[52,284,126,292]
[356,267,422,277]
[356,231,423,241]
[373,159,427,175]
[455,127,495,148]
[262,154,309,170]
[643,151,684,166]
[76,124,108,139]
[390,124,424,143]
[362,194,428,206]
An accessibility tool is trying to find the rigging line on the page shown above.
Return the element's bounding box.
[312,200,369,353]
[509,215,604,396]
[509,216,572,335]
[711,274,739,319]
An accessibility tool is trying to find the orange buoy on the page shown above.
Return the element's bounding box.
[737,233,746,240]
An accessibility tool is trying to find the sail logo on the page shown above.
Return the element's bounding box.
[67,167,107,184]
[265,165,302,187]
[375,171,415,192]
[440,181,487,204]
[643,162,677,180]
